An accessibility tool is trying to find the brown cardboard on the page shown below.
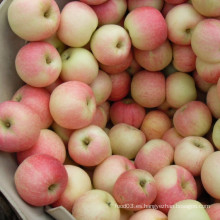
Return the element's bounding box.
[0,0,76,219]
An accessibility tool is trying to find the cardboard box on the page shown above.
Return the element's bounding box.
[0,0,75,219]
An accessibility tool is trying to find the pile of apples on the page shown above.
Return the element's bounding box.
[1,0,220,219]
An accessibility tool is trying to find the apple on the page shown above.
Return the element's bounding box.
[91,0,127,25]
[191,0,220,17]
[154,165,198,214]
[57,1,98,47]
[168,199,210,220]
[99,50,133,75]
[99,101,111,122]
[109,98,146,128]
[68,125,112,166]
[201,151,220,200]
[72,189,120,220]
[7,0,60,41]
[157,100,177,118]
[90,70,112,105]
[14,154,68,206]
[15,42,62,87]
[174,136,214,176]
[192,19,220,63]
[124,6,167,50]
[16,129,66,164]
[172,44,196,73]
[128,0,164,12]
[12,84,53,129]
[126,57,142,75]
[141,110,172,140]
[206,203,220,220]
[206,85,220,118]
[195,57,220,84]
[120,209,134,220]
[0,101,41,153]
[134,39,173,72]
[162,127,183,149]
[131,70,166,108]
[113,169,157,211]
[93,155,135,194]
[109,123,146,159]
[49,81,96,129]
[90,105,108,128]
[212,119,220,150]
[162,2,175,17]
[166,72,197,108]
[130,208,168,220]
[173,101,212,137]
[60,47,99,84]
[166,3,204,45]
[165,0,188,4]
[135,139,174,175]
[52,165,92,212]
[108,71,131,102]
[45,77,64,94]
[90,24,131,66]
[80,0,108,5]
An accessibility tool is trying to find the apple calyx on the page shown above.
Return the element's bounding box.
[0,119,12,129]
[82,137,91,148]
[48,183,58,192]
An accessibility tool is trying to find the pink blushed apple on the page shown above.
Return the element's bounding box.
[16,129,66,164]
[14,154,68,206]
[15,42,62,87]
[8,0,60,41]
[128,0,164,12]
[12,84,53,129]
[135,139,174,176]
[113,169,157,211]
[154,165,197,214]
[206,203,220,220]
[0,101,41,153]
[90,105,108,129]
[131,70,166,108]
[68,125,112,167]
[93,155,135,194]
[49,81,96,130]
[80,0,108,5]
[124,6,167,50]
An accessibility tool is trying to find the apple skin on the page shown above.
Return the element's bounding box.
[72,189,120,220]
[49,81,96,130]
[45,77,64,94]
[60,47,99,84]
[141,110,172,141]
[191,0,220,17]
[165,0,188,4]
[16,129,66,164]
[134,39,172,72]
[57,1,98,47]
[108,71,131,102]
[15,42,62,88]
[172,44,196,73]
[135,139,174,176]
[52,165,92,212]
[7,0,60,41]
[90,70,112,105]
[113,169,157,211]
[14,154,68,206]
[201,151,220,200]
[90,24,131,66]
[166,72,197,108]
[120,209,134,220]
[124,6,167,51]
[173,101,212,137]
[110,98,146,128]
[91,0,127,25]
[93,155,135,194]
[68,125,112,167]
[131,70,166,108]
[195,57,220,84]
[130,208,168,220]
[212,119,220,150]
[206,203,220,220]
[162,127,183,149]
[168,199,210,220]
[0,101,41,153]
[12,84,53,129]
[126,57,142,76]
[80,0,108,5]
[154,165,198,214]
[174,136,214,176]
[166,3,204,45]
[192,19,220,63]
[90,105,108,129]
[109,123,146,159]
[206,85,220,119]
[128,0,164,12]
